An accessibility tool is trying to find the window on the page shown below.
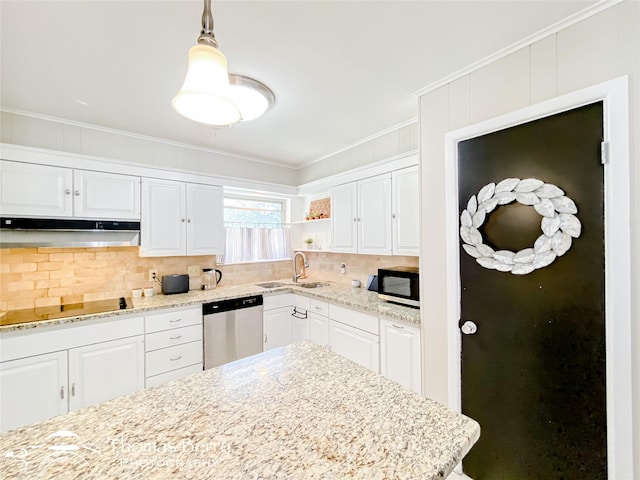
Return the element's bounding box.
[219,196,290,264]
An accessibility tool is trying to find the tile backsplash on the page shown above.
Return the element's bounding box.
[0,247,418,311]
[299,251,419,286]
[0,247,221,310]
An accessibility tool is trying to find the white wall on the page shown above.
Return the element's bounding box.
[0,110,299,186]
[297,122,418,184]
[418,0,639,474]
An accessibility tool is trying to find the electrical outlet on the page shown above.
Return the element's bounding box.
[149,269,159,282]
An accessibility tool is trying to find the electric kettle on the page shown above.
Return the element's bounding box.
[202,268,222,290]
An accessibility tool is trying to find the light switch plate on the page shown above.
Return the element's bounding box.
[187,265,201,278]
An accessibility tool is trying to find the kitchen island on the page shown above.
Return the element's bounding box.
[0,342,479,479]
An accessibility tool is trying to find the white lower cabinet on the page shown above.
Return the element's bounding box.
[329,320,380,373]
[379,318,422,394]
[144,306,203,387]
[308,298,329,347]
[263,307,293,351]
[68,336,145,411]
[0,351,68,433]
[0,316,145,433]
[328,304,380,373]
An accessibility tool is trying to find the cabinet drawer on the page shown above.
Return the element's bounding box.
[328,304,379,335]
[263,293,294,310]
[145,324,202,352]
[309,298,329,317]
[145,363,203,388]
[145,340,202,377]
[145,307,201,333]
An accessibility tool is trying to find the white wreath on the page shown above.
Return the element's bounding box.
[460,178,582,275]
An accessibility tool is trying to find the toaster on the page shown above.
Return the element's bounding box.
[161,274,189,295]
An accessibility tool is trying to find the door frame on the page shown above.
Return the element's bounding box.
[443,76,633,479]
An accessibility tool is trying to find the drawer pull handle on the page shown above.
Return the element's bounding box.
[315,306,322,310]
[169,335,182,340]
[392,323,405,329]
[169,318,182,323]
[170,356,182,361]
[60,386,65,400]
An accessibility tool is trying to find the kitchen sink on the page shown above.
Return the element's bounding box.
[297,282,330,289]
[255,282,287,289]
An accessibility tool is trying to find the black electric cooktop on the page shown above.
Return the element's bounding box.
[0,297,133,327]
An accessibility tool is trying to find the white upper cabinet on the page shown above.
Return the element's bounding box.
[0,160,140,220]
[330,182,358,253]
[140,178,223,257]
[330,173,392,255]
[391,166,420,256]
[141,178,186,256]
[357,173,392,255]
[0,161,72,217]
[73,170,140,220]
[185,182,224,256]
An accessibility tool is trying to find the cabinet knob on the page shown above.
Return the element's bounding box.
[71,383,76,396]
[353,217,357,222]
[60,386,65,400]
[392,213,397,219]
[64,189,71,195]
[181,218,186,223]
[461,320,478,335]
[187,219,191,223]
[74,190,80,196]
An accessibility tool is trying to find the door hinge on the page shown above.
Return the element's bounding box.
[600,141,609,165]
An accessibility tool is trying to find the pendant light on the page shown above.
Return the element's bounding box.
[173,0,274,127]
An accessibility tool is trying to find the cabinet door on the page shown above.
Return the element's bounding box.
[68,335,144,411]
[0,351,68,432]
[358,173,392,255]
[186,183,224,255]
[380,319,421,394]
[140,178,186,256]
[290,308,309,343]
[392,166,420,256]
[263,307,291,351]
[330,182,357,253]
[0,161,72,217]
[329,320,380,373]
[73,170,140,220]
[309,312,329,347]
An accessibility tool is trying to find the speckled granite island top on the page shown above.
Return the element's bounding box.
[0,280,420,333]
[0,342,479,479]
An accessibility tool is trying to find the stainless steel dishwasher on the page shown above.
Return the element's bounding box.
[202,295,264,369]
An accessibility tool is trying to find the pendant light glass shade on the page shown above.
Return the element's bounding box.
[173,0,274,127]
[172,44,242,126]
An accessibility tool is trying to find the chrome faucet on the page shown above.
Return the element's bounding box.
[292,251,308,283]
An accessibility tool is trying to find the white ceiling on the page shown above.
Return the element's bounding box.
[0,1,595,169]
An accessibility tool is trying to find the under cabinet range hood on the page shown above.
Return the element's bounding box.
[0,218,140,248]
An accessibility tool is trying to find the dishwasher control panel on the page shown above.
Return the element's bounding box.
[202,295,264,315]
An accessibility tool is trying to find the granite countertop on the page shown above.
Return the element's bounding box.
[0,342,479,479]
[0,280,420,333]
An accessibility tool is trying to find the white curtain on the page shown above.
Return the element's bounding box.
[219,223,291,264]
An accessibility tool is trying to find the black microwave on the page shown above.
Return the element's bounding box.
[377,266,420,308]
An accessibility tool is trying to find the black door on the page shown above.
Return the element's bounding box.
[458,102,606,479]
